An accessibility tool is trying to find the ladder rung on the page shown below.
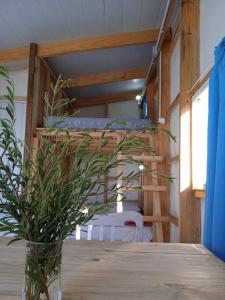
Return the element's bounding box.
[119,186,167,192]
[143,216,170,222]
[119,155,163,162]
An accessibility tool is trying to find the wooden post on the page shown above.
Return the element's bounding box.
[179,0,200,243]
[24,43,37,160]
[158,40,171,242]
[146,79,156,121]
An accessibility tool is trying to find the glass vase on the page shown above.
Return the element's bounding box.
[21,240,63,300]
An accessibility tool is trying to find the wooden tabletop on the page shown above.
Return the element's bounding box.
[0,238,225,300]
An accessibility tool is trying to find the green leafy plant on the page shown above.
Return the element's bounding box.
[0,66,174,299]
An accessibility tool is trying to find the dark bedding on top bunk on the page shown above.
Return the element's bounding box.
[44,117,152,131]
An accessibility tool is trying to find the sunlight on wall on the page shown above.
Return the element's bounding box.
[180,110,191,192]
[192,83,209,189]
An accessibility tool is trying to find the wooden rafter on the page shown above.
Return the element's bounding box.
[0,47,29,63]
[38,29,159,58]
[0,29,159,63]
[73,91,139,108]
[65,68,147,88]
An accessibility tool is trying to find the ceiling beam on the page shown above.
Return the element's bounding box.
[66,68,147,88]
[0,29,158,63]
[38,29,159,58]
[0,47,29,63]
[73,91,139,108]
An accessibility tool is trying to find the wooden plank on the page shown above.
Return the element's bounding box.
[166,93,180,119]
[189,68,211,97]
[179,0,201,243]
[169,213,179,227]
[24,43,37,161]
[119,186,167,192]
[151,161,164,242]
[146,79,156,121]
[119,155,163,162]
[143,216,170,223]
[73,91,139,108]
[158,39,172,242]
[66,68,147,88]
[194,189,206,199]
[166,154,179,164]
[0,96,27,101]
[38,30,159,58]
[0,47,29,63]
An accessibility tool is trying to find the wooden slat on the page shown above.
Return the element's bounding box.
[24,43,37,161]
[166,154,179,164]
[119,155,163,162]
[143,216,170,222]
[0,96,27,101]
[190,68,211,97]
[38,30,159,58]
[179,0,201,243]
[146,78,156,121]
[194,189,206,199]
[151,161,164,242]
[73,91,139,108]
[166,93,180,118]
[169,213,179,227]
[119,186,167,192]
[0,46,29,63]
[66,68,147,88]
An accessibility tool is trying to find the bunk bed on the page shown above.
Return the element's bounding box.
[35,116,168,242]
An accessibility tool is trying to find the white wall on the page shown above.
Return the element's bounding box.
[108,100,139,119]
[77,100,139,119]
[0,69,28,142]
[0,69,28,97]
[200,0,225,75]
[78,105,106,117]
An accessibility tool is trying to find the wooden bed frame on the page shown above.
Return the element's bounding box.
[34,128,170,242]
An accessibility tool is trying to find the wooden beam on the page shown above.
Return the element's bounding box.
[193,189,205,199]
[38,29,159,58]
[24,43,37,161]
[146,79,156,121]
[0,29,158,63]
[158,40,172,242]
[0,96,27,101]
[73,91,138,108]
[66,68,147,88]
[166,93,180,119]
[179,0,200,243]
[0,47,29,63]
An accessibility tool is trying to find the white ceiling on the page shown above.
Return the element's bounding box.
[0,0,168,101]
[0,0,167,50]
[47,44,153,77]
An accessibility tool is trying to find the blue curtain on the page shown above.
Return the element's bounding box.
[204,38,225,261]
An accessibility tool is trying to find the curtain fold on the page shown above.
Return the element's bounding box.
[204,38,225,261]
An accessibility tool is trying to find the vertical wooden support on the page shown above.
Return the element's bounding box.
[151,161,163,242]
[143,135,153,217]
[146,80,156,121]
[179,0,200,243]
[158,41,171,242]
[24,43,37,160]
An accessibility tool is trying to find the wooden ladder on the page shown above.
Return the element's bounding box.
[116,137,165,242]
